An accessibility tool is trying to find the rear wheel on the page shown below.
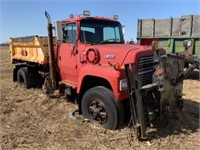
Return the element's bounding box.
[81,86,124,130]
[17,67,29,89]
[28,71,44,88]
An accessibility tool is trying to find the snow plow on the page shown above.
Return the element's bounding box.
[125,42,199,138]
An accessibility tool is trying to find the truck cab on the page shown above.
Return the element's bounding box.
[56,13,124,86]
[52,11,158,130]
[55,11,155,99]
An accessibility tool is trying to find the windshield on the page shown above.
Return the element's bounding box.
[80,19,124,44]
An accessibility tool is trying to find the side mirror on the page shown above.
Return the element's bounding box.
[122,25,125,36]
[151,40,159,50]
[183,40,192,50]
[55,21,63,42]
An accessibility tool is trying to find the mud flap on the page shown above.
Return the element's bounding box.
[42,76,54,94]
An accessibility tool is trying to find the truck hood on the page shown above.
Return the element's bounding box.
[85,44,155,66]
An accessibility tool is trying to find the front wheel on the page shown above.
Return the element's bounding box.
[81,86,124,130]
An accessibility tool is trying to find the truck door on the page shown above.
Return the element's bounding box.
[57,23,78,83]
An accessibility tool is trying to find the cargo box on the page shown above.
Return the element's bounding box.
[10,36,50,64]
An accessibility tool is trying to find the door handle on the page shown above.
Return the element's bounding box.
[59,56,61,60]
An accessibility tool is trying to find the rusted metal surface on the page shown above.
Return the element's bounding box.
[125,63,147,139]
[154,55,185,114]
[89,99,108,124]
[45,11,56,91]
[138,15,200,37]
[124,48,199,139]
[154,66,164,80]
[137,15,200,59]
[181,51,191,58]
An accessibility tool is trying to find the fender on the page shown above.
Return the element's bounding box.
[77,65,128,101]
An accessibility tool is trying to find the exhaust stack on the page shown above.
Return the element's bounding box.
[45,11,56,90]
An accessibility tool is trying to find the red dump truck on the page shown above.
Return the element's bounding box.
[10,11,198,138]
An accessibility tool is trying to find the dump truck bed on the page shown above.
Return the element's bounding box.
[137,15,200,58]
[10,36,50,65]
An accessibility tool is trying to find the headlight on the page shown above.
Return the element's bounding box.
[120,79,127,91]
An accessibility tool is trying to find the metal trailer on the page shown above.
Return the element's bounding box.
[137,15,200,59]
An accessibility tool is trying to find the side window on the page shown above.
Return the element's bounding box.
[62,23,77,44]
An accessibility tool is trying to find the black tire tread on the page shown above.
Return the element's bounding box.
[81,86,124,130]
[17,67,29,89]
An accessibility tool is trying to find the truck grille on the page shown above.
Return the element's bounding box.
[138,55,155,87]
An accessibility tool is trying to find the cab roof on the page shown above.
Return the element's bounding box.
[60,16,119,24]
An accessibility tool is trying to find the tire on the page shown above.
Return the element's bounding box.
[28,71,44,88]
[17,67,30,89]
[81,86,124,130]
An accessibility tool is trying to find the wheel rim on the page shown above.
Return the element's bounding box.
[88,99,108,124]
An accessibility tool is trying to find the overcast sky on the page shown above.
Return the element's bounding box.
[0,0,199,43]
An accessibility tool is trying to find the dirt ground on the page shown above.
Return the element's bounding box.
[0,46,200,150]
